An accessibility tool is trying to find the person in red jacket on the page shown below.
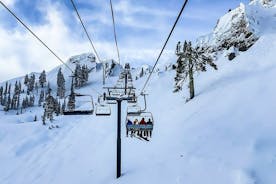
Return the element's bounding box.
[139,118,146,125]
[139,118,146,137]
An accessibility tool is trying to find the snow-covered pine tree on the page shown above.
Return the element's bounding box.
[39,70,47,88]
[174,41,188,92]
[57,68,65,99]
[4,82,8,96]
[38,90,45,106]
[8,83,11,94]
[54,98,61,116]
[4,93,11,111]
[67,78,75,111]
[0,86,3,105]
[42,113,46,125]
[61,100,65,115]
[11,94,17,109]
[74,64,89,88]
[174,41,217,99]
[81,65,89,85]
[29,95,35,107]
[24,74,29,85]
[27,74,35,93]
[18,81,22,93]
[43,88,55,122]
[16,93,20,109]
[35,82,39,94]
[47,82,51,94]
[74,64,81,88]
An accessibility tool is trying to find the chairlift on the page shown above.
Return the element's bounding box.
[127,104,141,114]
[95,103,111,116]
[125,112,154,140]
[125,93,154,140]
[63,94,94,115]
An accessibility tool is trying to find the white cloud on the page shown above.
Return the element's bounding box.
[0,2,89,82]
[0,0,226,82]
[0,0,17,7]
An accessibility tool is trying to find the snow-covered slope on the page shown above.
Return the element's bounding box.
[1,1,276,184]
[1,32,276,183]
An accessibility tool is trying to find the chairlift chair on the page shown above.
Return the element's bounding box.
[63,94,94,115]
[126,111,154,139]
[95,104,111,116]
[127,105,141,115]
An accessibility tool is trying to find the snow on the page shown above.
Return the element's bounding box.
[1,1,276,184]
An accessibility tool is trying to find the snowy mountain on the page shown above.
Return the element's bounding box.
[1,0,276,184]
[196,0,276,60]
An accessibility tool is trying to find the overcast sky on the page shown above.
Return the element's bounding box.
[0,0,249,82]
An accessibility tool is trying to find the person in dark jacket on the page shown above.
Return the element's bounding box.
[147,118,153,137]
[126,119,132,137]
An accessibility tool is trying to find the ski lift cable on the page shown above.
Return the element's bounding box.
[109,0,121,65]
[0,1,103,96]
[70,0,102,62]
[139,0,189,95]
[0,1,74,73]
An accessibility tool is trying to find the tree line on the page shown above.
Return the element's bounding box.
[0,63,90,125]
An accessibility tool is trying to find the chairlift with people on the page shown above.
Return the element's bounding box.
[125,93,154,140]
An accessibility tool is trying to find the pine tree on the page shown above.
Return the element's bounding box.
[29,95,35,107]
[24,74,29,85]
[61,101,65,115]
[38,90,45,106]
[54,98,61,116]
[74,64,81,88]
[4,93,11,111]
[39,70,47,88]
[8,83,11,95]
[19,81,22,93]
[27,74,35,93]
[57,68,65,99]
[4,82,8,95]
[47,82,51,94]
[0,86,3,105]
[16,93,20,109]
[174,41,217,99]
[174,41,188,92]
[43,88,55,122]
[42,113,46,125]
[67,78,75,111]
[35,82,39,94]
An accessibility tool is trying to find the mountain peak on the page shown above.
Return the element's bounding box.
[250,0,276,7]
[196,0,275,60]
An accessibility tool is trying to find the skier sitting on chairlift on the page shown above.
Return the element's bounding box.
[138,118,146,137]
[140,118,146,125]
[147,118,153,137]
[147,118,152,125]
[126,119,132,137]
[127,119,132,125]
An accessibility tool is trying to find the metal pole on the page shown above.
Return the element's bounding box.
[103,61,105,85]
[116,99,122,178]
[124,73,127,95]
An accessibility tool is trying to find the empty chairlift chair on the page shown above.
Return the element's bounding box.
[63,94,94,115]
[95,104,111,116]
